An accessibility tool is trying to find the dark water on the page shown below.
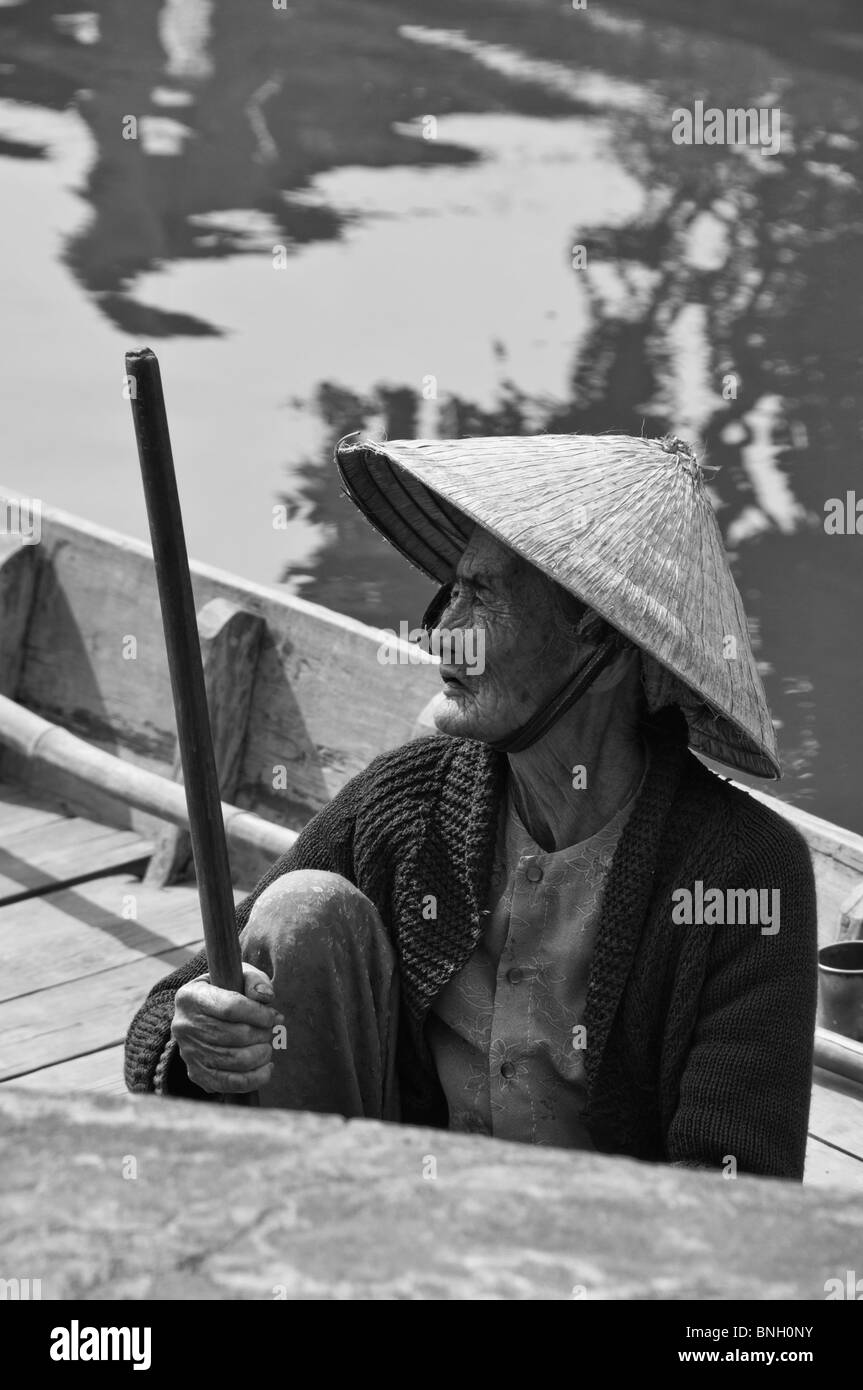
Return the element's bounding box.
[2,0,862,831]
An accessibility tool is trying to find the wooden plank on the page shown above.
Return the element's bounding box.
[0,1087,859,1301]
[838,880,863,940]
[1,499,438,842]
[809,853,863,950]
[0,816,151,904]
[804,1137,863,1188]
[0,780,68,834]
[737,780,863,948]
[809,1066,863,1159]
[0,874,214,1001]
[0,943,200,1081]
[145,598,264,887]
[13,1044,126,1096]
[0,533,38,700]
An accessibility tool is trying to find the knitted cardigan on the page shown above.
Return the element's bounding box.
[124,707,818,1178]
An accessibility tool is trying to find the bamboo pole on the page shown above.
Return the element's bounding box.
[0,693,297,862]
[813,1026,863,1088]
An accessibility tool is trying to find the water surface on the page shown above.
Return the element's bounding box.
[1,0,861,829]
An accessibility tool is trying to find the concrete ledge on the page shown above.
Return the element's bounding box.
[0,1087,855,1300]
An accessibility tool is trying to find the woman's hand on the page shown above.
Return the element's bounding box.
[171,963,283,1094]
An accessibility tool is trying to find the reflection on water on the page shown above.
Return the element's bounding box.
[159,0,213,83]
[1,0,862,830]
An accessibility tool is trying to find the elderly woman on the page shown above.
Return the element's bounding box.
[125,433,817,1179]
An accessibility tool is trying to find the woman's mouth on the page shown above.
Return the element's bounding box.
[440,668,468,693]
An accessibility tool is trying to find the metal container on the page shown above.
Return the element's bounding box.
[818,940,863,1043]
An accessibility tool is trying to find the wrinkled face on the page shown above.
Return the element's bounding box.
[429,526,579,743]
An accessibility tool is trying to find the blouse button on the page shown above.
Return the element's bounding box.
[525,863,543,883]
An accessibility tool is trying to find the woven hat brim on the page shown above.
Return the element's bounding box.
[336,433,781,780]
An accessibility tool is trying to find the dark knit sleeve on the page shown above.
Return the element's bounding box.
[123,782,360,1097]
[665,813,818,1180]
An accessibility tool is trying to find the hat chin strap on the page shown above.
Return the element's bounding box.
[489,631,629,755]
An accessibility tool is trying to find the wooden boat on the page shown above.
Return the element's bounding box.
[1,491,862,1190]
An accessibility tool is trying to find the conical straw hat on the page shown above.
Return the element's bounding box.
[335,432,780,779]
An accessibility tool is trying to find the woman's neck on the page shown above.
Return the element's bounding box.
[506,684,646,853]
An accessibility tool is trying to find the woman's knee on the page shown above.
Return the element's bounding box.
[243,869,382,947]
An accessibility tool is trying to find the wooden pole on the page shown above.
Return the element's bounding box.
[126,348,255,1103]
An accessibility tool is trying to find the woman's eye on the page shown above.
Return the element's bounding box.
[450,580,486,607]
